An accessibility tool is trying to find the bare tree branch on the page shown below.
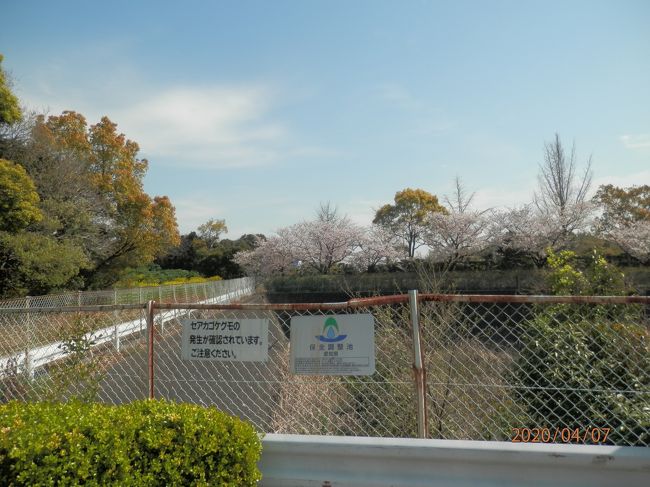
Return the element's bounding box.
[444,176,476,214]
[533,133,594,237]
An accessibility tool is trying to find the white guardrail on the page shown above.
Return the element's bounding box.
[258,434,650,487]
[0,283,255,377]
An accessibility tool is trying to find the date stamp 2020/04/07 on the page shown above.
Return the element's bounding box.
[511,427,610,444]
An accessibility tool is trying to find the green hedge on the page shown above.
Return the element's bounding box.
[0,400,262,486]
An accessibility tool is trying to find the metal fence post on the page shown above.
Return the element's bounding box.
[146,300,156,399]
[409,289,428,438]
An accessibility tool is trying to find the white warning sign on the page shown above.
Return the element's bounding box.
[181,318,268,362]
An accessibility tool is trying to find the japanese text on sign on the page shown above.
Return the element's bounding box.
[181,318,269,362]
[290,314,375,375]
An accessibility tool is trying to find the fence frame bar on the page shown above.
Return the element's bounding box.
[152,293,650,312]
[418,294,650,305]
[409,290,428,438]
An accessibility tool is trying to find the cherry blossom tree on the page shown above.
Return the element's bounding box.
[351,224,404,272]
[494,205,563,266]
[424,178,496,269]
[233,232,295,277]
[425,210,495,268]
[607,221,650,264]
[290,217,364,274]
[234,211,366,276]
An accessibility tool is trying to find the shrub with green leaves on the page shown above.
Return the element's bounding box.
[0,400,262,486]
[505,249,650,446]
[511,312,649,445]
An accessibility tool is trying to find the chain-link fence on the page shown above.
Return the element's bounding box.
[417,295,649,447]
[1,291,648,447]
[0,277,254,309]
[0,277,254,402]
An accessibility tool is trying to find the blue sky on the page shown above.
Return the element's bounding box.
[2,0,649,237]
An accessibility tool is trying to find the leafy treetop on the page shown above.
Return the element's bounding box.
[594,184,650,229]
[0,158,42,232]
[373,188,447,258]
[0,54,21,125]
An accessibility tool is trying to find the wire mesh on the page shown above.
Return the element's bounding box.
[153,297,649,445]
[0,307,149,404]
[1,290,647,447]
[0,278,255,405]
[418,298,649,446]
[152,304,416,438]
[0,277,254,309]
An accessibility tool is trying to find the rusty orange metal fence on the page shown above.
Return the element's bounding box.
[1,291,648,446]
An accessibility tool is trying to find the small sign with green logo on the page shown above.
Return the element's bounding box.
[290,314,375,375]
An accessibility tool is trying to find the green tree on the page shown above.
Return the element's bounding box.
[0,61,181,293]
[0,159,42,232]
[594,184,650,229]
[35,112,180,286]
[196,235,260,278]
[0,54,21,125]
[197,218,228,249]
[155,232,204,271]
[373,188,446,258]
[156,232,262,279]
[0,232,89,296]
[508,250,649,446]
[544,248,626,296]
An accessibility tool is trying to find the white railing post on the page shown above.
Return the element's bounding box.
[25,296,34,379]
[113,317,120,351]
[146,300,155,400]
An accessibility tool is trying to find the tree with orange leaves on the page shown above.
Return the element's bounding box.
[373,188,447,258]
[3,110,180,289]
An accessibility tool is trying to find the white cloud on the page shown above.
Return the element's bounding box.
[620,134,650,150]
[471,186,534,211]
[592,169,650,190]
[340,199,384,227]
[114,86,288,168]
[174,192,303,237]
[21,78,313,169]
[173,195,228,234]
